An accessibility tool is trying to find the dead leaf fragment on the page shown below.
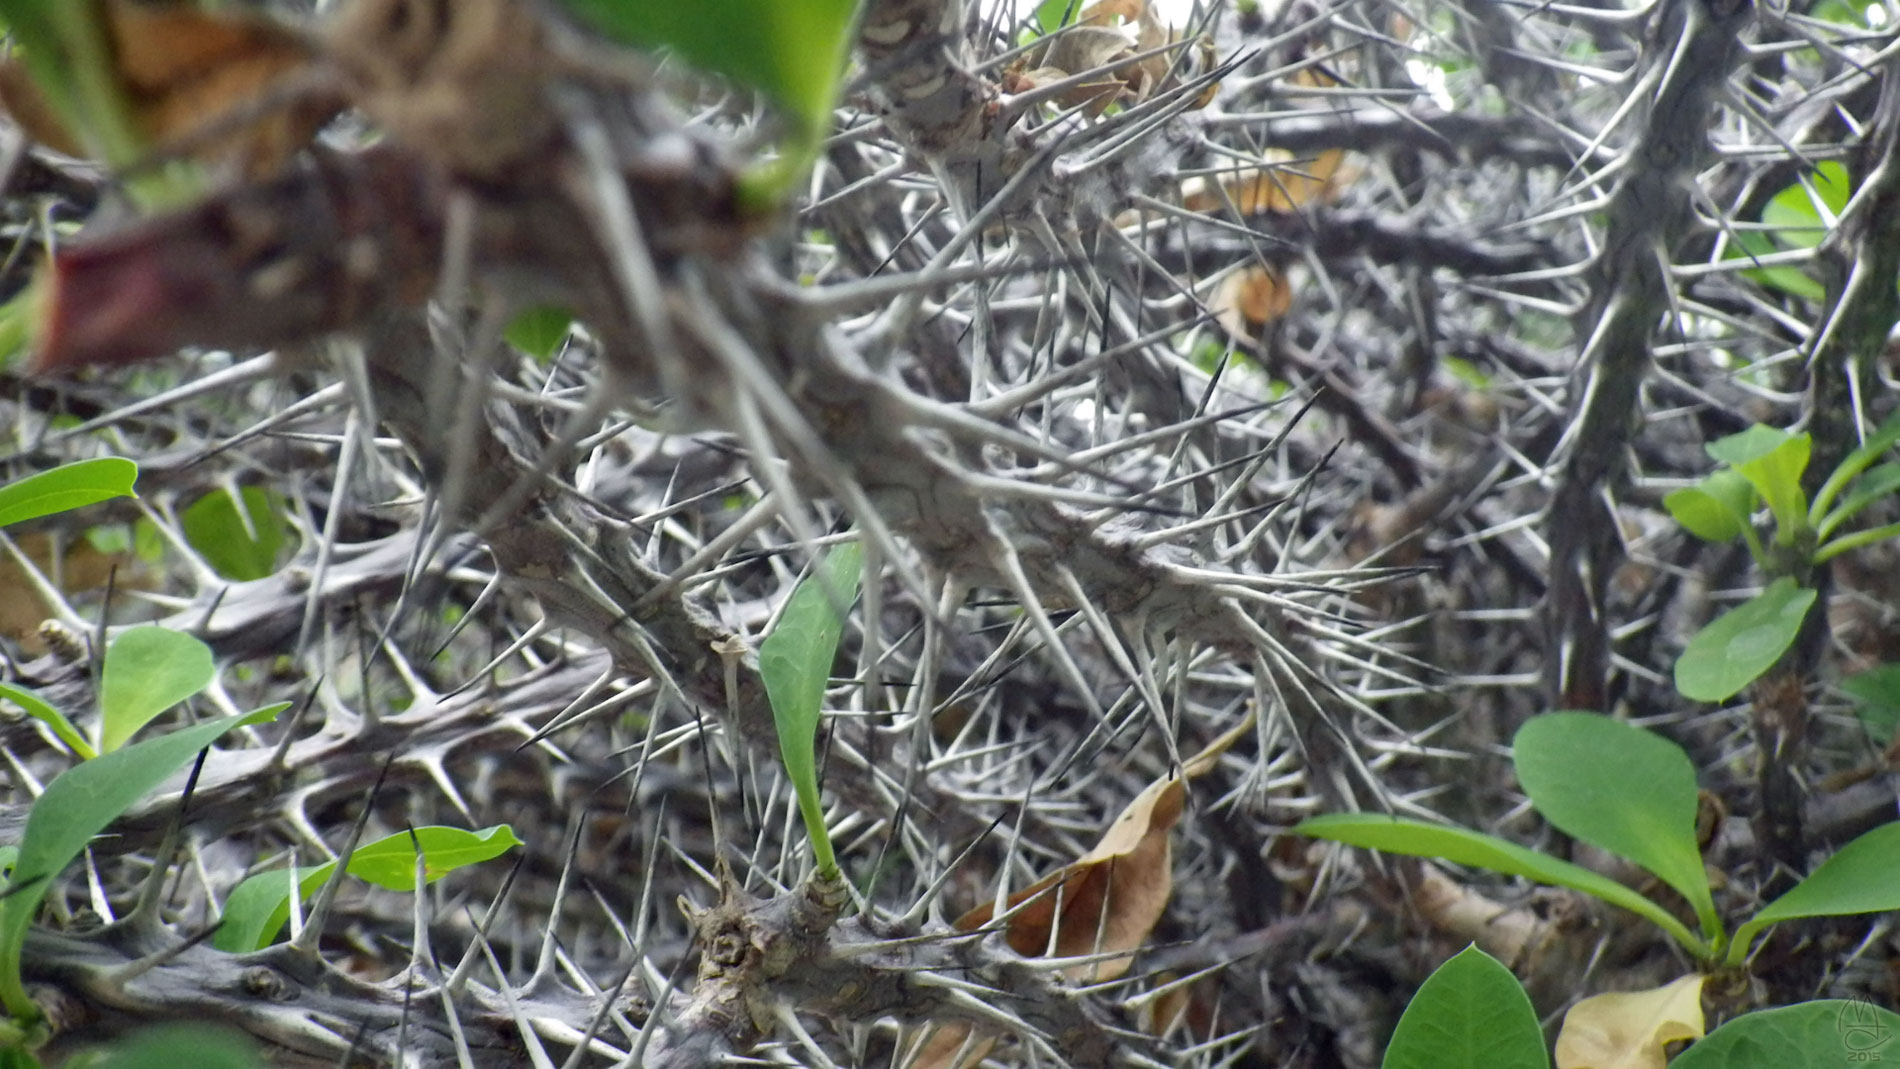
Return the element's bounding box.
[1183,148,1351,216]
[1555,973,1707,1069]
[907,714,1255,1068]
[1211,265,1292,341]
[1013,0,1195,115]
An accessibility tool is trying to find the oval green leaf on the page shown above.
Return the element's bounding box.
[1292,813,1706,955]
[0,703,285,1020]
[1840,664,1900,743]
[83,1024,262,1069]
[1731,822,1900,962]
[1706,427,1810,535]
[1383,945,1547,1069]
[213,825,522,953]
[181,486,289,582]
[1673,579,1817,703]
[1513,713,1716,937]
[1671,1000,1900,1068]
[99,626,217,753]
[503,306,575,363]
[558,0,861,140]
[1665,470,1755,543]
[0,457,137,528]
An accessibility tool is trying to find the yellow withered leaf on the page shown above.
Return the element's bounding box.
[1555,973,1707,1069]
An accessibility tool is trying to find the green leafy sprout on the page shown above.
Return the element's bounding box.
[1382,944,1900,1069]
[0,704,289,1030]
[758,542,863,882]
[214,826,522,952]
[1664,414,1900,701]
[1297,711,1900,969]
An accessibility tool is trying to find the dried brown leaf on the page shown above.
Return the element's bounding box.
[1211,266,1292,341]
[908,716,1253,1069]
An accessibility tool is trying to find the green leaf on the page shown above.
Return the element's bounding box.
[0,703,285,1021]
[558,0,861,142]
[99,627,216,753]
[759,542,862,878]
[1819,462,1900,540]
[1759,163,1849,251]
[1293,813,1707,956]
[1670,1000,1900,1068]
[1673,579,1817,703]
[0,681,94,760]
[1706,427,1810,539]
[1840,664,1900,743]
[503,306,575,363]
[180,486,289,582]
[1513,713,1718,939]
[79,1024,262,1069]
[0,0,142,167]
[342,824,523,890]
[1813,408,1900,529]
[1382,945,1547,1069]
[1729,822,1900,964]
[1034,0,1083,32]
[0,457,137,529]
[212,864,326,954]
[1727,229,1825,301]
[213,825,521,953]
[1665,470,1756,543]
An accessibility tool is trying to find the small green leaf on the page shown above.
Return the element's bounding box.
[1840,664,1900,743]
[0,681,94,760]
[1513,713,1717,939]
[760,542,862,878]
[1382,945,1547,1069]
[79,1024,262,1069]
[1727,229,1825,300]
[503,306,575,363]
[1665,470,1755,543]
[99,627,216,753]
[0,457,137,529]
[558,0,861,142]
[1670,1000,1900,1068]
[1760,163,1849,251]
[213,826,521,952]
[1813,408,1900,529]
[1706,427,1810,538]
[212,864,326,954]
[180,486,289,582]
[1819,462,1900,540]
[0,703,285,1021]
[342,825,523,890]
[1034,0,1083,32]
[1673,579,1817,703]
[1730,822,1900,964]
[1293,813,1706,956]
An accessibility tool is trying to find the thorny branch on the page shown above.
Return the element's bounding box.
[3,0,1900,1064]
